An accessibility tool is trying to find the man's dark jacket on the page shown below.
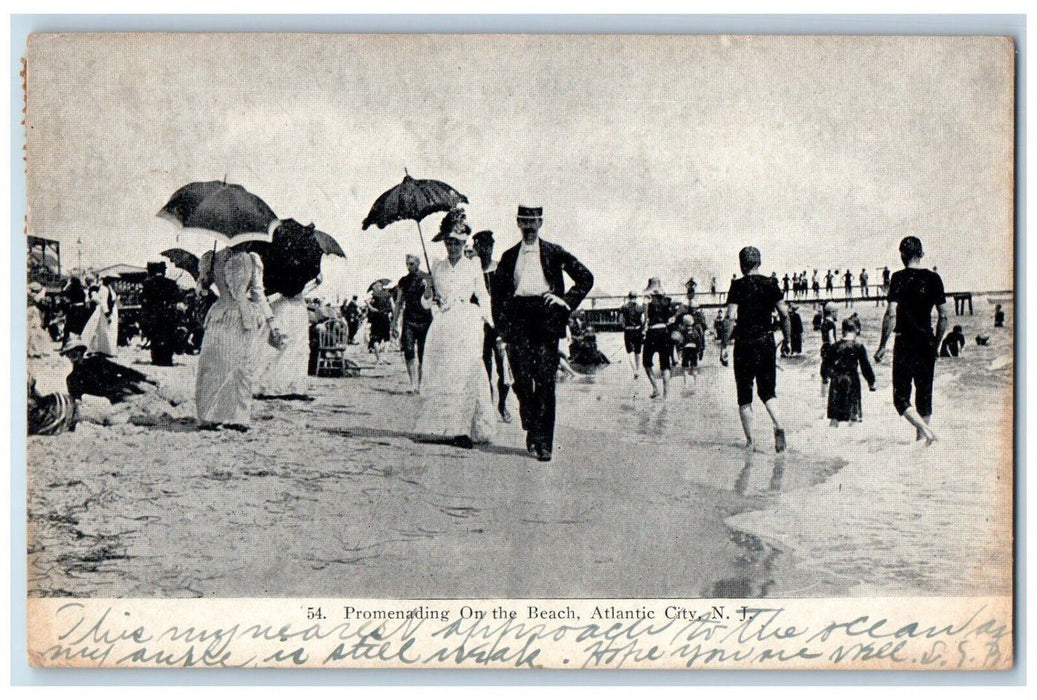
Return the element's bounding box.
[492,238,593,340]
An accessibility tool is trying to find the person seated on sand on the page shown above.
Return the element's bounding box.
[940,325,967,357]
[27,374,77,436]
[61,336,154,403]
[568,323,610,368]
[825,319,877,427]
[58,336,182,427]
[557,324,578,379]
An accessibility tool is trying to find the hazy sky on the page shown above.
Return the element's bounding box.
[26,34,1014,300]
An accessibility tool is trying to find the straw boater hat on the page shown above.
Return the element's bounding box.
[516,205,543,221]
[643,277,664,295]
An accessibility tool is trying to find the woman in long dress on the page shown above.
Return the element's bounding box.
[195,246,282,430]
[255,220,325,399]
[81,274,119,357]
[27,283,52,358]
[414,211,496,448]
[255,286,315,398]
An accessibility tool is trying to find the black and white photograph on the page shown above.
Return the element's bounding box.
[20,30,1015,670]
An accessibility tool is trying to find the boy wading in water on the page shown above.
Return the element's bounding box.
[721,246,791,453]
[874,236,947,445]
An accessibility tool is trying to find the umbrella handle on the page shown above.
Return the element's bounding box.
[414,219,436,295]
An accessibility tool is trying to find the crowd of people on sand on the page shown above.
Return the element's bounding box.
[28,209,1006,462]
[29,265,215,361]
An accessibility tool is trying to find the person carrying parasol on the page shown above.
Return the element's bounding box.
[158,179,286,431]
[254,219,327,400]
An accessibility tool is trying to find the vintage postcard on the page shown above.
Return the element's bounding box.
[22,32,1014,670]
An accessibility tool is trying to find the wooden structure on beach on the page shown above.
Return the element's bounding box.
[27,236,62,289]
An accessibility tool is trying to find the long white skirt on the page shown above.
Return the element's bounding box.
[27,305,51,358]
[256,294,310,396]
[414,301,496,442]
[82,305,118,357]
[195,301,267,425]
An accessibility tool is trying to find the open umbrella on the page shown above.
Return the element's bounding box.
[361,169,468,274]
[160,248,201,280]
[312,229,347,258]
[239,219,346,297]
[259,219,325,298]
[157,180,278,245]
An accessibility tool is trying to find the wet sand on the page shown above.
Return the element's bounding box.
[26,301,1012,599]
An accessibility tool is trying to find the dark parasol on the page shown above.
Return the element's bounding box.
[361,169,468,273]
[311,229,347,259]
[241,219,327,298]
[160,248,201,280]
[157,180,278,245]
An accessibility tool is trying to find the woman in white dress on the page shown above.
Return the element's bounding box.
[255,220,326,400]
[255,278,320,398]
[195,246,283,431]
[27,282,52,358]
[414,210,496,448]
[81,274,119,357]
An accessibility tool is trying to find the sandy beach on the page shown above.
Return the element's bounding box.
[26,301,1013,600]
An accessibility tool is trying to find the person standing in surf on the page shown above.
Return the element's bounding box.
[874,236,948,445]
[721,246,791,453]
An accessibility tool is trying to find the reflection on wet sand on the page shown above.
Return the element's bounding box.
[735,452,788,496]
[709,530,779,598]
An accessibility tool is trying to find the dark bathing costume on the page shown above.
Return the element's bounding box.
[727,273,783,406]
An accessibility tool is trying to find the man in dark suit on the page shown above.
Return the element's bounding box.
[140,261,181,366]
[493,205,594,462]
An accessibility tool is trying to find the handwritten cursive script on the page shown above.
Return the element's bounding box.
[28,599,1012,670]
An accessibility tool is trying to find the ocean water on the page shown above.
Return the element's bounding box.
[557,300,1013,596]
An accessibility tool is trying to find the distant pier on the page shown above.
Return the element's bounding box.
[580,288,1011,332]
